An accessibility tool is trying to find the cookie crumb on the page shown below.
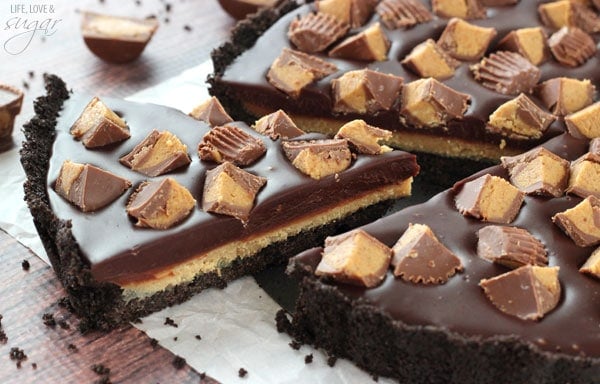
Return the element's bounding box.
[0,315,6,344]
[289,340,302,350]
[327,355,337,367]
[195,334,202,340]
[67,343,78,352]
[42,313,56,328]
[173,336,178,341]
[28,71,34,79]
[9,347,27,369]
[238,368,248,378]
[21,260,30,271]
[91,364,110,376]
[164,317,178,328]
[304,354,313,364]
[184,25,192,32]
[173,356,186,369]
[150,338,159,348]
[31,362,37,370]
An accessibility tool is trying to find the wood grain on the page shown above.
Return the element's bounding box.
[0,229,219,383]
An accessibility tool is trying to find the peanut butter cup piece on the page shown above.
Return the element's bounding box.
[329,22,390,61]
[81,12,159,64]
[198,125,266,166]
[288,12,349,53]
[477,226,548,269]
[335,120,392,155]
[0,84,23,141]
[487,94,555,139]
[553,196,600,247]
[431,0,486,19]
[188,97,233,127]
[282,138,352,179]
[590,138,600,155]
[539,1,600,34]
[127,178,195,230]
[548,27,596,67]
[538,1,576,30]
[202,161,267,224]
[565,102,600,139]
[401,78,470,128]
[402,39,460,79]
[376,0,433,30]
[331,69,403,114]
[455,174,524,224]
[252,110,305,140]
[437,18,496,61]
[267,48,338,98]
[535,77,595,116]
[567,153,600,199]
[501,147,570,197]
[55,161,131,212]
[70,97,130,148]
[480,265,560,321]
[120,130,191,177]
[316,0,378,28]
[471,51,541,95]
[496,27,549,66]
[580,247,600,279]
[316,229,392,288]
[392,223,463,284]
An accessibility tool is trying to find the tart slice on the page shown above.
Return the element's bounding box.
[21,75,419,330]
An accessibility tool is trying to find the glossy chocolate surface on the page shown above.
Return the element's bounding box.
[215,1,600,149]
[47,94,418,284]
[293,133,600,358]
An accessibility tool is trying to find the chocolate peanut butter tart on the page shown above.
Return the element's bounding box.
[206,0,600,382]
[20,75,418,330]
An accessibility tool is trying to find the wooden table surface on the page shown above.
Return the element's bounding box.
[0,0,239,382]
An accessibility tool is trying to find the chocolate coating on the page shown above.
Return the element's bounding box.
[291,133,600,359]
[47,94,418,285]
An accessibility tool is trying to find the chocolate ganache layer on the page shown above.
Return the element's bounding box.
[44,86,418,286]
[288,132,600,366]
[210,0,600,158]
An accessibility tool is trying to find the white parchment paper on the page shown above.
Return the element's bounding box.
[0,60,393,384]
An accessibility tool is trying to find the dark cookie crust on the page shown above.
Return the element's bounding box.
[283,267,600,384]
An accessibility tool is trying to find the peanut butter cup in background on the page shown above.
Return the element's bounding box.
[0,84,24,143]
